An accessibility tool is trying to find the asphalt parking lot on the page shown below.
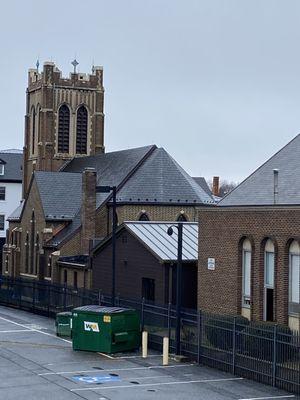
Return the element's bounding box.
[0,306,296,400]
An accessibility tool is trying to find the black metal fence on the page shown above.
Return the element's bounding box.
[0,275,299,394]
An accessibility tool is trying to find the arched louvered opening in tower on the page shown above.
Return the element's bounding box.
[76,106,88,154]
[58,105,70,153]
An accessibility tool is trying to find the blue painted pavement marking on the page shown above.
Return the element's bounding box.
[72,375,121,384]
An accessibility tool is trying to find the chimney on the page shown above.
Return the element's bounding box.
[212,176,220,197]
[273,169,279,204]
[81,168,97,254]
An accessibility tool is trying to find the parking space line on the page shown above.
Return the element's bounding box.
[238,396,295,400]
[0,329,33,333]
[38,363,196,376]
[70,377,244,391]
[0,316,72,344]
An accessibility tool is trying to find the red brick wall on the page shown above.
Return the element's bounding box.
[198,206,300,325]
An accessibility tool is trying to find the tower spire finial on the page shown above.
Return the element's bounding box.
[36,58,40,73]
[71,58,79,74]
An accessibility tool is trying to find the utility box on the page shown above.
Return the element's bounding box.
[72,305,140,353]
[56,311,72,337]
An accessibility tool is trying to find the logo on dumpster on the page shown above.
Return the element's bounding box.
[84,321,100,332]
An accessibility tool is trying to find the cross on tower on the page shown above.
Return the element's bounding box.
[71,59,79,73]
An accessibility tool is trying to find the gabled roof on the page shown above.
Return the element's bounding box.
[192,177,212,196]
[115,148,214,204]
[93,221,198,262]
[220,134,300,206]
[0,151,23,182]
[35,171,82,220]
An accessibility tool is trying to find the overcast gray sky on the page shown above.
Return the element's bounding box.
[1,0,300,182]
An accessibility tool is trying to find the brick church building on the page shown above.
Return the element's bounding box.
[3,61,214,289]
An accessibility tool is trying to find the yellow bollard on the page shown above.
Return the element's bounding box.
[163,336,169,366]
[142,331,148,358]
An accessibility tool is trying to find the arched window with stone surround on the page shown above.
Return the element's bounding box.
[76,105,88,154]
[31,106,36,155]
[25,232,29,274]
[30,211,35,275]
[57,104,70,153]
[139,213,150,221]
[177,213,188,222]
[289,240,300,313]
[242,238,252,309]
[264,239,275,321]
[34,233,39,276]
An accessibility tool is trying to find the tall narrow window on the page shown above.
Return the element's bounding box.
[76,106,88,154]
[64,269,68,285]
[25,232,29,273]
[31,107,36,155]
[30,211,35,275]
[58,105,70,153]
[242,239,251,308]
[34,233,39,276]
[142,278,155,302]
[74,271,78,289]
[264,239,275,321]
[289,241,300,313]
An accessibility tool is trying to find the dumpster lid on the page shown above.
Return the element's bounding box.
[56,311,72,316]
[72,305,135,314]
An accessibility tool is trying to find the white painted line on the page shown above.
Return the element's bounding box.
[0,316,72,344]
[0,329,34,333]
[38,363,195,376]
[112,354,163,360]
[239,396,295,400]
[71,377,244,392]
[97,352,114,359]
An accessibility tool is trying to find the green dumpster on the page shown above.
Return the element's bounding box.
[72,305,140,353]
[56,311,72,337]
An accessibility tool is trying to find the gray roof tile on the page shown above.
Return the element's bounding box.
[0,152,23,182]
[220,134,300,206]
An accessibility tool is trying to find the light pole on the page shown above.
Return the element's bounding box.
[96,185,117,306]
[167,222,183,356]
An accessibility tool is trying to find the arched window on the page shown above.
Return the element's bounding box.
[177,214,187,222]
[5,255,8,273]
[264,239,275,321]
[242,239,251,308]
[289,241,300,309]
[25,232,29,274]
[34,233,39,275]
[30,211,35,275]
[139,213,150,221]
[58,105,70,153]
[76,106,88,154]
[31,107,36,155]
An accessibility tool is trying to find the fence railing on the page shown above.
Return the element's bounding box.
[0,275,299,394]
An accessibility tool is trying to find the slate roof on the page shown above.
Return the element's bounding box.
[93,221,198,262]
[220,134,300,206]
[0,151,23,182]
[192,177,212,196]
[8,200,24,221]
[115,148,214,204]
[35,171,82,220]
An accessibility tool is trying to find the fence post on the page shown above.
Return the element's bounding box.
[167,302,171,341]
[232,316,236,375]
[197,310,202,364]
[32,281,36,312]
[141,297,145,332]
[272,324,277,387]
[47,284,50,317]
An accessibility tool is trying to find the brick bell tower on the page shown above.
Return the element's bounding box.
[23,60,105,197]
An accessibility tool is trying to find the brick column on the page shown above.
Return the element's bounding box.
[81,168,96,254]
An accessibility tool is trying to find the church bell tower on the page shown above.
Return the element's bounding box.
[23,60,105,197]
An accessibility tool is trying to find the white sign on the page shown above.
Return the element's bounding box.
[207,258,215,270]
[84,321,100,332]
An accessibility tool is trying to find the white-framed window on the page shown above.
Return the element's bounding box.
[264,240,275,288]
[0,215,5,231]
[289,241,300,309]
[242,239,251,308]
[0,186,6,201]
[0,164,4,175]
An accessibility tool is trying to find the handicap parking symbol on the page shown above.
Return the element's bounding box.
[72,375,120,384]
